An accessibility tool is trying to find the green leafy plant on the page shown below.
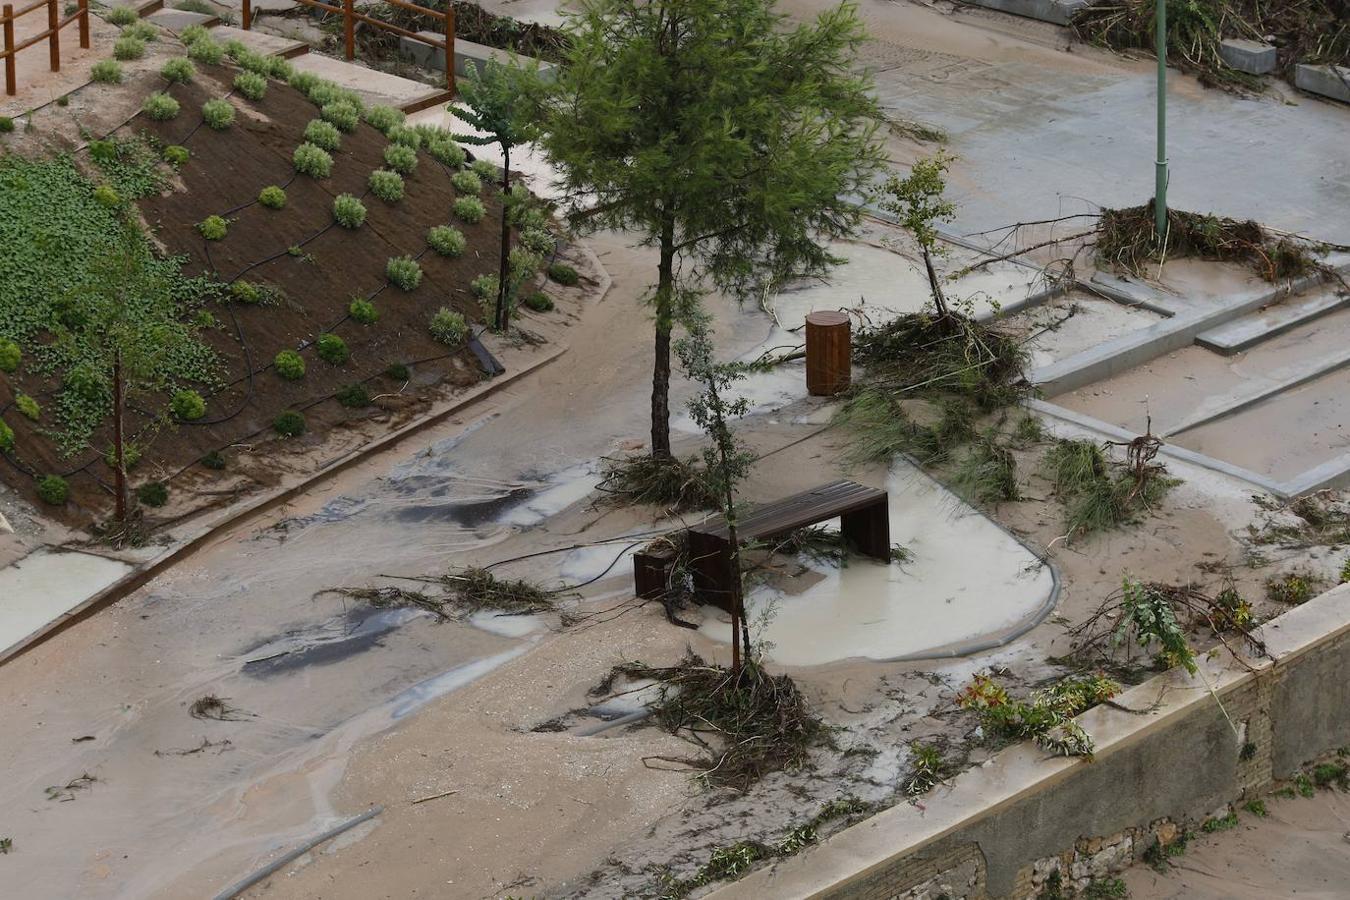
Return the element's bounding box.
[332,193,366,228]
[93,184,122,208]
[349,297,378,324]
[187,36,224,65]
[956,671,1120,758]
[1201,811,1239,832]
[0,116,12,133]
[1266,570,1322,604]
[197,215,228,240]
[200,449,225,469]
[321,101,360,133]
[91,59,124,83]
[106,5,138,25]
[364,105,404,133]
[335,382,370,407]
[547,262,578,286]
[385,256,422,291]
[274,349,305,380]
[315,333,349,365]
[383,143,418,175]
[0,339,19,372]
[171,389,206,421]
[429,307,468,346]
[142,92,181,121]
[427,225,466,257]
[113,36,145,61]
[178,22,209,44]
[453,196,485,223]
[160,57,196,84]
[427,136,466,167]
[230,280,262,304]
[120,20,157,41]
[15,393,40,421]
[292,143,333,178]
[523,292,554,312]
[0,419,13,454]
[519,226,555,256]
[470,273,498,300]
[470,158,497,180]
[387,124,421,149]
[303,118,341,151]
[37,475,69,505]
[450,169,481,195]
[367,169,404,202]
[273,410,305,437]
[385,362,410,381]
[1244,798,1268,817]
[201,98,235,130]
[163,144,189,166]
[257,185,286,209]
[136,480,169,507]
[234,71,267,102]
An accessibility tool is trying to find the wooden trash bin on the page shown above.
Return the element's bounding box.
[805,310,851,396]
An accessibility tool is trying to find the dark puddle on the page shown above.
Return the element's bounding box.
[240,607,423,677]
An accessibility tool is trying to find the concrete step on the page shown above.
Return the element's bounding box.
[1196,286,1350,355]
[208,24,309,59]
[288,53,450,112]
[146,8,220,31]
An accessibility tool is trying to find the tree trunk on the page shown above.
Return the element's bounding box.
[112,351,127,523]
[922,245,949,319]
[495,144,512,333]
[651,216,675,460]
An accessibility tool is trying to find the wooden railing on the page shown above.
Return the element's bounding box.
[241,0,454,93]
[0,0,90,96]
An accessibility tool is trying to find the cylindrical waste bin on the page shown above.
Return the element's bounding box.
[804,310,851,396]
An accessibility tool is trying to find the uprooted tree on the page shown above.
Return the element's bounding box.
[880,150,957,319]
[542,0,883,469]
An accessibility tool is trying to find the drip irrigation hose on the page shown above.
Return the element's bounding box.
[210,805,384,900]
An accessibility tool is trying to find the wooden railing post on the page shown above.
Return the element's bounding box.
[445,6,454,95]
[242,0,251,30]
[342,0,353,60]
[2,5,15,97]
[47,0,58,72]
[77,0,89,49]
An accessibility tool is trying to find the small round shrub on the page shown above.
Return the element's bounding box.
[288,70,320,94]
[307,80,342,106]
[104,442,141,470]
[230,280,262,304]
[429,308,468,346]
[178,23,209,45]
[93,184,121,208]
[332,193,367,229]
[273,410,306,437]
[258,185,286,209]
[0,339,19,372]
[519,227,555,257]
[137,481,169,507]
[142,92,180,121]
[349,297,378,324]
[106,5,138,25]
[193,309,216,328]
[15,393,40,420]
[427,225,466,257]
[320,101,359,133]
[266,56,295,81]
[202,98,235,130]
[303,118,341,151]
[171,389,206,421]
[367,169,404,202]
[387,124,421,149]
[385,362,410,381]
[237,50,272,77]
[426,137,466,168]
[91,59,123,83]
[547,262,580,286]
[163,144,189,166]
[383,143,417,175]
[0,419,13,454]
[234,71,268,102]
[316,333,349,365]
[453,196,486,224]
[336,383,370,408]
[470,273,497,300]
[200,449,226,470]
[0,117,12,133]
[187,37,224,65]
[450,169,481,195]
[471,158,498,181]
[222,38,248,60]
[113,35,145,60]
[364,105,404,134]
[292,142,333,178]
[121,20,157,41]
[385,256,422,291]
[274,349,305,380]
[523,292,555,313]
[198,215,228,240]
[160,57,195,84]
[36,475,68,505]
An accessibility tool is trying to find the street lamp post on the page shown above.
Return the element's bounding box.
[1155,0,1168,239]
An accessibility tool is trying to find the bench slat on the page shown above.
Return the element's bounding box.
[690,479,886,543]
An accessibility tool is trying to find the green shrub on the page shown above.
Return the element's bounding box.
[192,309,216,328]
[547,262,579,286]
[200,449,225,470]
[234,71,267,102]
[258,185,286,209]
[178,23,209,45]
[470,273,498,300]
[427,137,466,168]
[266,55,294,81]
[0,339,19,372]
[15,393,40,420]
[88,140,117,163]
[0,419,13,454]
[106,5,138,25]
[332,193,367,228]
[237,49,272,77]
[113,36,145,60]
[142,92,180,121]
[91,59,123,83]
[222,38,248,60]
[470,158,497,181]
[349,297,378,324]
[36,475,69,505]
[230,280,262,304]
[287,71,320,95]
[385,255,422,291]
[335,382,370,407]
[121,20,157,41]
[137,481,169,507]
[429,307,468,346]
[292,142,333,178]
[202,98,235,130]
[523,292,554,312]
[519,227,554,257]
[306,80,342,105]
[0,117,12,133]
[163,144,189,166]
[427,225,466,257]
[171,389,206,421]
[320,101,359,133]
[273,410,306,437]
[160,57,195,84]
[385,362,410,381]
[93,184,121,208]
[383,143,417,175]
[187,37,224,65]
[274,349,305,380]
[387,124,421,149]
[450,169,481,195]
[303,118,341,151]
[453,196,485,224]
[368,169,404,202]
[197,215,228,240]
[364,105,404,133]
[510,246,541,282]
[316,333,348,365]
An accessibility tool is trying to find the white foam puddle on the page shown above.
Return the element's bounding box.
[388,645,533,719]
[700,460,1054,666]
[558,542,640,586]
[499,462,601,527]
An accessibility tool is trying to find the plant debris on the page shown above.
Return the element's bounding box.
[188,694,252,721]
[154,737,234,757]
[320,566,560,620]
[956,672,1121,758]
[44,773,99,802]
[1247,490,1350,549]
[595,454,719,513]
[1043,435,1174,538]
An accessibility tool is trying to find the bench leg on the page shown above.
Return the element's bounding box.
[687,532,736,613]
[841,501,890,562]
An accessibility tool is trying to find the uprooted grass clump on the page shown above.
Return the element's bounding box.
[1097,203,1335,283]
[951,430,1020,505]
[1043,436,1174,537]
[188,694,251,721]
[320,566,558,620]
[596,652,827,791]
[766,524,913,568]
[595,453,719,513]
[955,671,1121,758]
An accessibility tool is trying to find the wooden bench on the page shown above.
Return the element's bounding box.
[685,480,890,612]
